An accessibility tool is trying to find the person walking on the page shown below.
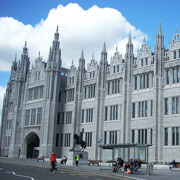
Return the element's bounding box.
[75,154,80,167]
[50,152,56,174]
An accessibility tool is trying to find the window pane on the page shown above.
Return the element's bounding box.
[164,128,168,146]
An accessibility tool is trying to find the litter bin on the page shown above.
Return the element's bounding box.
[148,163,153,176]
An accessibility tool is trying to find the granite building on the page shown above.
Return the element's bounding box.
[1,23,180,163]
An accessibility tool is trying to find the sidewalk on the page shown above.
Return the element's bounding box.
[0,157,180,180]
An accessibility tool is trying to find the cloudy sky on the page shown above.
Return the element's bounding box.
[0,0,180,123]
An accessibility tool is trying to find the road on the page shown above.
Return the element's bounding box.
[0,162,137,180]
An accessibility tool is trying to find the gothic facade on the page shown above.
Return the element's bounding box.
[1,24,180,163]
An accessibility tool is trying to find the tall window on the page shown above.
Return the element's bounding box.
[174,51,176,59]
[110,105,118,120]
[85,132,92,147]
[87,85,95,98]
[107,82,110,95]
[171,127,180,146]
[138,102,141,117]
[37,108,42,125]
[146,58,148,65]
[176,97,179,114]
[165,98,168,115]
[132,103,135,118]
[151,100,153,116]
[147,74,149,88]
[105,106,108,121]
[140,75,143,89]
[172,127,175,145]
[172,97,176,114]
[30,108,36,125]
[39,86,43,99]
[25,110,30,126]
[67,89,74,102]
[173,69,176,83]
[56,134,59,147]
[86,108,93,122]
[104,132,107,145]
[138,129,147,144]
[57,113,60,125]
[164,128,168,146]
[145,101,148,117]
[132,130,135,143]
[84,87,87,99]
[143,74,146,89]
[81,110,84,123]
[134,77,137,90]
[109,131,117,144]
[66,111,72,124]
[117,65,119,72]
[61,112,64,125]
[28,89,33,101]
[34,87,39,99]
[166,70,169,84]
[5,137,11,147]
[176,127,179,145]
[138,101,148,117]
[177,68,180,83]
[118,80,120,93]
[60,134,63,147]
[150,129,153,145]
[64,133,71,147]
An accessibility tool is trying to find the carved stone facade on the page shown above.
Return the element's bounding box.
[1,24,180,163]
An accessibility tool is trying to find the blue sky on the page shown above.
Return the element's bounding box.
[0,0,180,121]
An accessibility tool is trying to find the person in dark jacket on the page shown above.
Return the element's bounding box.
[169,159,176,172]
[131,159,141,174]
[50,152,56,174]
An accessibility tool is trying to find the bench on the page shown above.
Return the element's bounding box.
[176,163,180,168]
[89,160,100,166]
[37,156,45,162]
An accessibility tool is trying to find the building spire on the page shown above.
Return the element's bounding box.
[158,20,162,34]
[54,25,59,40]
[92,53,94,59]
[176,25,178,34]
[128,31,132,43]
[23,41,28,54]
[143,36,146,43]
[81,49,84,59]
[116,45,118,52]
[103,42,106,51]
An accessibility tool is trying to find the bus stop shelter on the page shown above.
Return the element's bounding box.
[99,143,152,175]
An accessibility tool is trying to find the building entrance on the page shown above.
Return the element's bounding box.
[26,133,40,158]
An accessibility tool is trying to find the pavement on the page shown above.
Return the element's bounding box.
[0,157,180,180]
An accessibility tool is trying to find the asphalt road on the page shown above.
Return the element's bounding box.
[0,162,137,180]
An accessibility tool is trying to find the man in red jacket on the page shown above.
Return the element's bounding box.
[50,152,56,174]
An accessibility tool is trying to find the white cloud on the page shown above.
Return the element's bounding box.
[0,3,147,72]
[0,3,148,126]
[0,86,6,126]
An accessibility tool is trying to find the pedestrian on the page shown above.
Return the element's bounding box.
[75,154,80,166]
[50,152,56,174]
[131,159,141,174]
[169,159,176,172]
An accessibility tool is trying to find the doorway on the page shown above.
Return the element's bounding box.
[26,133,40,158]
